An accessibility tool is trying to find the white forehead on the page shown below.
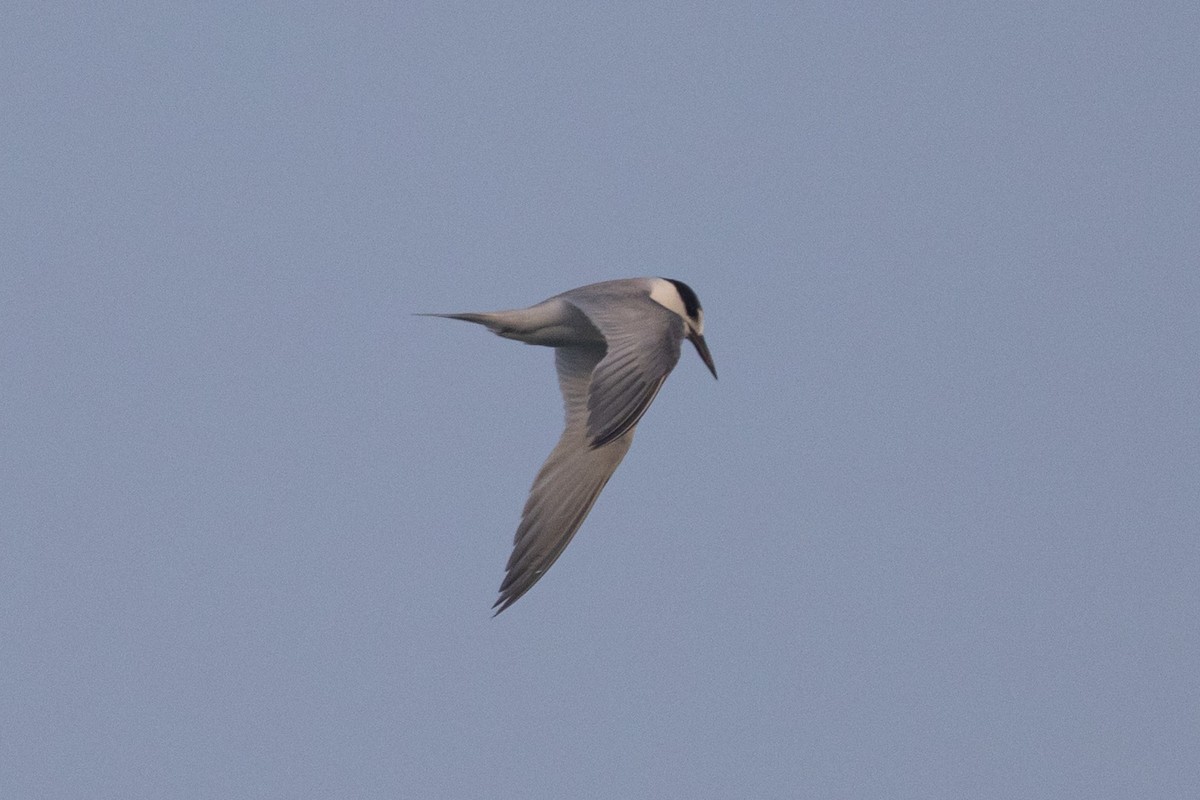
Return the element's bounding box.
[648,278,687,318]
[648,278,704,333]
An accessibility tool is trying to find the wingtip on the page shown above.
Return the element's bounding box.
[492,594,518,616]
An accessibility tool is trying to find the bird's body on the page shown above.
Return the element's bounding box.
[424,278,716,613]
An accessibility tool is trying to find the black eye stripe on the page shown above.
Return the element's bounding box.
[664,278,702,319]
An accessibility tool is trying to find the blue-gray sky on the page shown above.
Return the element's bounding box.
[4,4,1198,798]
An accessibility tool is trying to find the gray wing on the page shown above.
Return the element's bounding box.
[494,344,634,613]
[564,292,685,448]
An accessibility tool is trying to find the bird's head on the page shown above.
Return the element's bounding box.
[650,278,718,379]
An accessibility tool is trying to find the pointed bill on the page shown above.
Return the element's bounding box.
[688,331,718,379]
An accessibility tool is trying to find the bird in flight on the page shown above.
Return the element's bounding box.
[424,278,717,613]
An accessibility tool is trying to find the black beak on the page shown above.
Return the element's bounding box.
[688,332,718,380]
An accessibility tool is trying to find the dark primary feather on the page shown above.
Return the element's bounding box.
[564,294,684,448]
[493,344,633,613]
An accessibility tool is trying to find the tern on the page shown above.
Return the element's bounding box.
[424,277,717,613]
